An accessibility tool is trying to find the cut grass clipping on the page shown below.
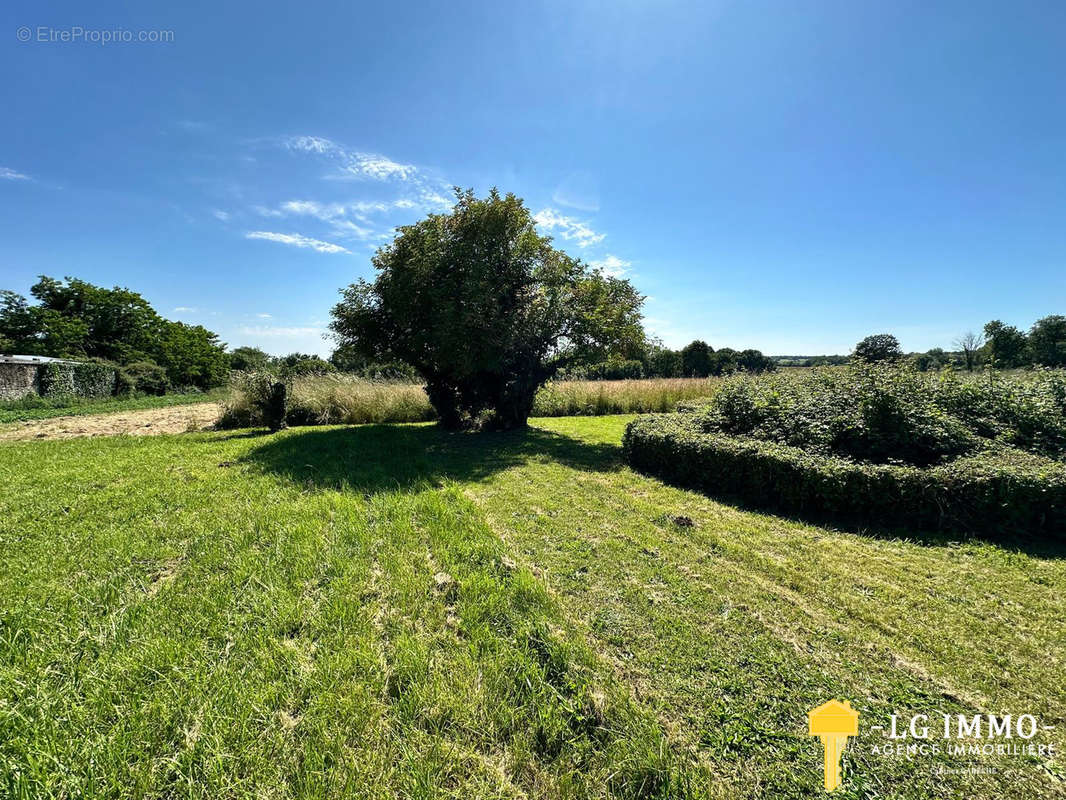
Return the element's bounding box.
[0,428,696,798]
[0,388,226,424]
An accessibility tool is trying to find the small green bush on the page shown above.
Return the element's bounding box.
[113,367,137,397]
[218,371,277,428]
[119,361,171,396]
[623,413,1066,536]
[280,356,334,378]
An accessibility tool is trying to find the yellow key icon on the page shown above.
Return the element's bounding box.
[808,700,859,791]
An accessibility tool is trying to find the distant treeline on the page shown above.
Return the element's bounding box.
[230,340,777,383]
[773,317,1066,371]
[559,340,776,380]
[230,345,419,381]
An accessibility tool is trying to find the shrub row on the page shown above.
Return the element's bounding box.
[558,359,646,381]
[622,413,1066,537]
[37,362,116,399]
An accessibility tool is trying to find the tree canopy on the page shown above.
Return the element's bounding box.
[330,188,645,429]
[982,320,1029,368]
[1029,315,1066,367]
[0,276,229,388]
[853,333,903,363]
[680,340,714,377]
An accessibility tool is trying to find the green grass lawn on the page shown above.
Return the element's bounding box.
[1,417,1063,798]
[0,389,226,424]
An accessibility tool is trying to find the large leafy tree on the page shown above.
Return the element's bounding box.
[680,340,714,377]
[982,320,1030,368]
[330,189,645,429]
[853,333,903,363]
[153,320,230,388]
[737,348,775,373]
[1029,315,1066,367]
[645,342,683,378]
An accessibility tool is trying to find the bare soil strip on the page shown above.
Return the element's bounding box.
[0,402,221,441]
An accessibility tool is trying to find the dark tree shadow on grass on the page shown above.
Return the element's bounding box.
[627,467,1066,560]
[242,421,1065,559]
[242,423,621,494]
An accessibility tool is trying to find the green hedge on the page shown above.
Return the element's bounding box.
[622,413,1066,537]
[37,362,116,399]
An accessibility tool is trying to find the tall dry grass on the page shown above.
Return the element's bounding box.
[219,374,722,428]
[532,378,721,416]
[219,373,434,428]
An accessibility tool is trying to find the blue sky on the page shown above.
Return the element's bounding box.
[2,0,1064,356]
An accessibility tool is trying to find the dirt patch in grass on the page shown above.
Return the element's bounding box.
[0,401,221,441]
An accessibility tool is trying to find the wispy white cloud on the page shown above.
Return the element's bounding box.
[256,312,272,319]
[418,189,453,209]
[173,306,198,313]
[281,199,340,217]
[245,231,350,254]
[285,136,417,181]
[588,254,631,277]
[344,155,417,181]
[329,219,375,239]
[552,171,600,212]
[212,209,231,222]
[1,167,31,181]
[284,135,336,155]
[250,197,423,241]
[238,325,324,337]
[533,208,606,248]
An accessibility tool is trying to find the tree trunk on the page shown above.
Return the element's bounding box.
[424,380,464,430]
[266,381,288,432]
[488,373,544,430]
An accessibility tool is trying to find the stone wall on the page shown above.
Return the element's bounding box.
[0,362,39,400]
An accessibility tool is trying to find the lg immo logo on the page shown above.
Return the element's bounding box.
[808,700,858,791]
[808,699,1057,792]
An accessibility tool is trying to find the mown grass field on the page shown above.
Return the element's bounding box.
[1,417,1063,798]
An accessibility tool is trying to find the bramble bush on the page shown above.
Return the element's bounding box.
[623,365,1066,536]
[931,369,1066,460]
[696,366,976,466]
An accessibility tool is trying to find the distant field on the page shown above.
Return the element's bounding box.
[0,388,228,424]
[1,416,1062,798]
